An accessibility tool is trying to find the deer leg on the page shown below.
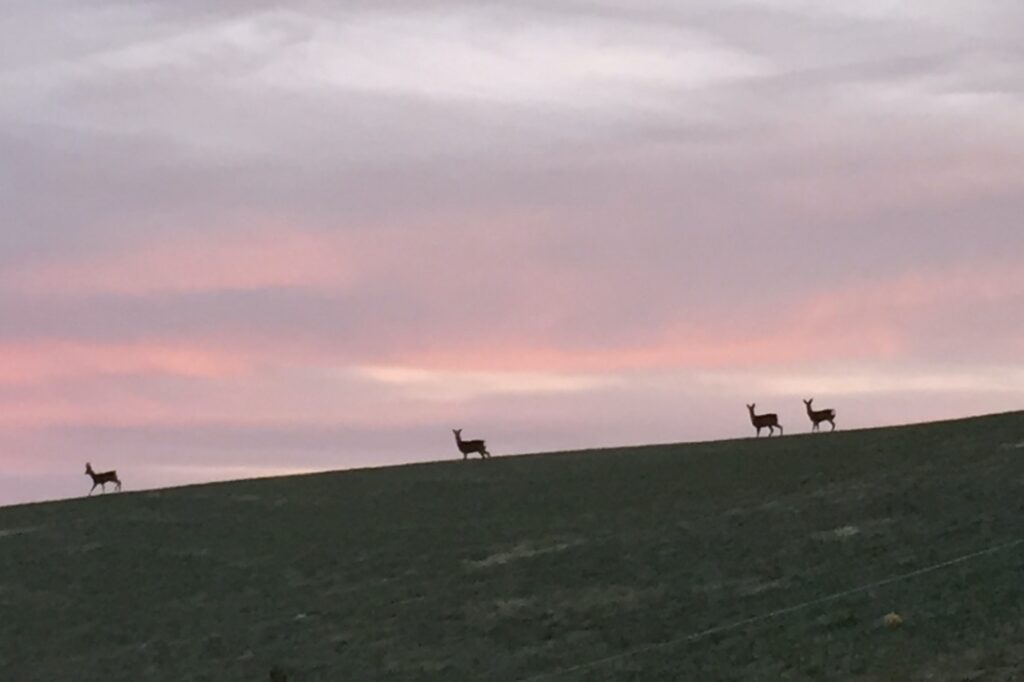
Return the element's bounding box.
[116,480,122,491]
[755,426,761,437]
[829,420,836,432]
[89,483,97,496]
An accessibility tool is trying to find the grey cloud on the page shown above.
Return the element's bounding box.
[6,1,1022,243]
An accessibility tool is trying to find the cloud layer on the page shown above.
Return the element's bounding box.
[1,1,1022,505]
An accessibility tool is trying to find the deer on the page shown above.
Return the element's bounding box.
[803,398,837,432]
[747,403,783,437]
[453,429,490,460]
[85,462,122,495]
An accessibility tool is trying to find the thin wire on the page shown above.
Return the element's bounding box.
[520,537,1024,681]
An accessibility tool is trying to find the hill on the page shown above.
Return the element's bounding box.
[1,412,1023,680]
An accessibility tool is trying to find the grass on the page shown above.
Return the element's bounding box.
[1,411,1023,681]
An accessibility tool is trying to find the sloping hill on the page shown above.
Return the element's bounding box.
[1,412,1023,681]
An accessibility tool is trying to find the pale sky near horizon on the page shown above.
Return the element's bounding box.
[1,1,1022,506]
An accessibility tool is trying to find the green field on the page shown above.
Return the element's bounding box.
[2,412,1023,681]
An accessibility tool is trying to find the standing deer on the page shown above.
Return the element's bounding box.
[803,398,837,432]
[85,462,122,495]
[453,429,490,460]
[747,404,783,437]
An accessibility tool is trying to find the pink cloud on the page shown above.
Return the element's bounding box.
[0,208,572,299]
[1,228,357,295]
[0,340,251,385]
[795,261,1024,339]
[366,260,1020,372]
[0,227,1018,442]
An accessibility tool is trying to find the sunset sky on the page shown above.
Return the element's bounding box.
[2,1,1022,506]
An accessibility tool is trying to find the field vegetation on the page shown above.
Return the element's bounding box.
[1,412,1022,680]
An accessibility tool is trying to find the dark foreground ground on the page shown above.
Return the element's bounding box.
[1,412,1023,681]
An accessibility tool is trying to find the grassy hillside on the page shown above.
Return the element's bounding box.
[1,412,1023,681]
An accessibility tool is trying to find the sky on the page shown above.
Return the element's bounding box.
[1,0,1022,506]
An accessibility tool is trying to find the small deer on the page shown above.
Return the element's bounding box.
[453,429,490,460]
[803,398,836,432]
[85,462,121,495]
[747,403,783,437]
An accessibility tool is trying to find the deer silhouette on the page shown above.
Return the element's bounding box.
[803,398,836,432]
[453,429,490,460]
[85,462,121,495]
[747,404,783,437]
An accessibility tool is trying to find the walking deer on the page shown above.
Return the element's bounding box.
[453,429,490,460]
[803,398,837,432]
[747,404,783,437]
[85,462,121,495]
